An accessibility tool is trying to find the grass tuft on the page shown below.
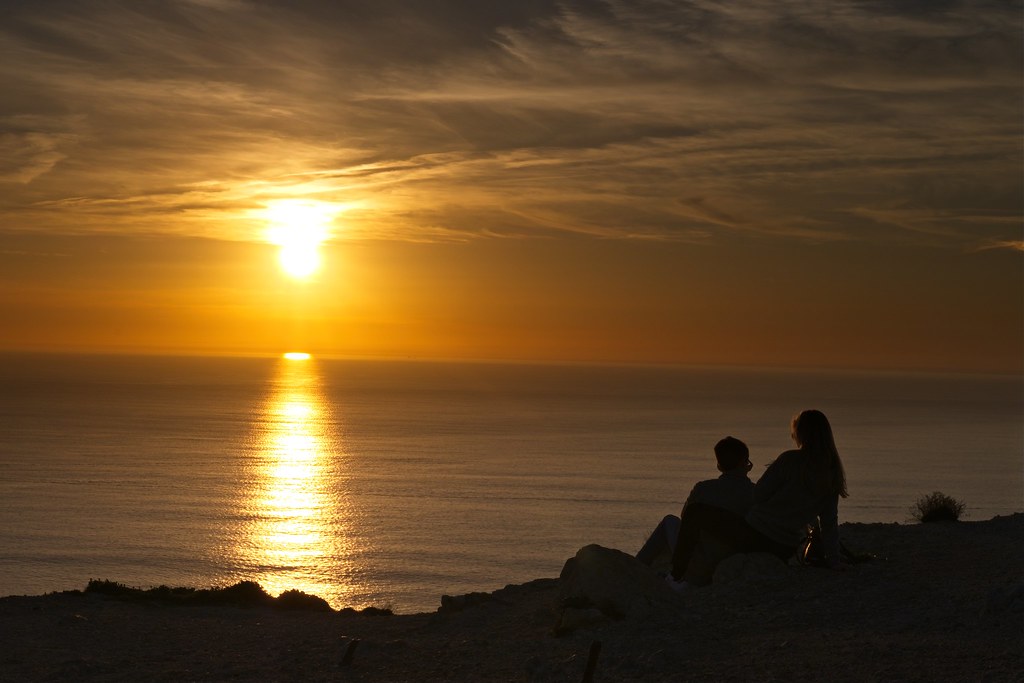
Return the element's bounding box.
[911,491,966,523]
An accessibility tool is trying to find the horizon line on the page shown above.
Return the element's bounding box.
[0,346,1019,379]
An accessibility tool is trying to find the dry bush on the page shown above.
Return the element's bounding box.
[911,491,966,523]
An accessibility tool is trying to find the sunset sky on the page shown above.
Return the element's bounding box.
[1,0,1021,372]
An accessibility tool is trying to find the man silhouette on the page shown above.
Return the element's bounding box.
[635,436,754,586]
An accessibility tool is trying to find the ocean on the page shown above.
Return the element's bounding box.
[1,353,1020,613]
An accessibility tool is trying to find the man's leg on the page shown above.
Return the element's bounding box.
[670,503,747,580]
[636,514,681,566]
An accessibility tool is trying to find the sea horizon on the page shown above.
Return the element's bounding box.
[3,347,1019,379]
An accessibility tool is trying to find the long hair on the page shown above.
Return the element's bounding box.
[792,409,849,498]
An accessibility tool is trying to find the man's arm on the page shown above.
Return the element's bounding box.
[680,481,704,514]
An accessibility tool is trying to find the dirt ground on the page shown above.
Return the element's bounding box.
[1,514,1021,682]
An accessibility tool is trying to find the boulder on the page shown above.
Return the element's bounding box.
[438,591,494,614]
[557,544,685,624]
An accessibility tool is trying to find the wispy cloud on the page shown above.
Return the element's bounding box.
[973,239,1024,253]
[0,130,70,183]
[0,0,1019,249]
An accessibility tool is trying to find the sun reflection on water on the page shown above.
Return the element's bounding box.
[237,356,358,606]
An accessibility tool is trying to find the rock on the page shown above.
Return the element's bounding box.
[712,552,788,585]
[438,591,493,614]
[556,544,684,626]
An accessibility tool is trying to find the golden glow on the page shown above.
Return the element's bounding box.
[235,356,361,607]
[283,351,312,361]
[261,200,341,279]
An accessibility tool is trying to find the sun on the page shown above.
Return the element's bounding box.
[262,200,338,279]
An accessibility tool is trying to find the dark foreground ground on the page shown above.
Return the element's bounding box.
[1,514,1021,682]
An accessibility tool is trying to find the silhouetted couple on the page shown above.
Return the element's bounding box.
[637,410,849,588]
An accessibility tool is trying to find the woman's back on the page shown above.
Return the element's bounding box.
[745,448,840,548]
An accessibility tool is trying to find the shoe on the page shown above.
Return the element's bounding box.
[664,575,690,593]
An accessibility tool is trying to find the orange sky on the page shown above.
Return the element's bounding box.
[1,1,1021,373]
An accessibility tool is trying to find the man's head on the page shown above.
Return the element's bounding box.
[714,436,750,473]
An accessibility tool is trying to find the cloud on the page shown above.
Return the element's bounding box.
[0,130,69,183]
[0,0,1019,249]
[973,240,1024,253]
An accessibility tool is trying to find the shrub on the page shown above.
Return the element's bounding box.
[911,491,966,523]
[85,579,133,595]
[276,589,332,612]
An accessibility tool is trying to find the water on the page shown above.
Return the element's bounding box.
[0,353,1020,613]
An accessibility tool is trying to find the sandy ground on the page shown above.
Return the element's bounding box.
[1,514,1021,682]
